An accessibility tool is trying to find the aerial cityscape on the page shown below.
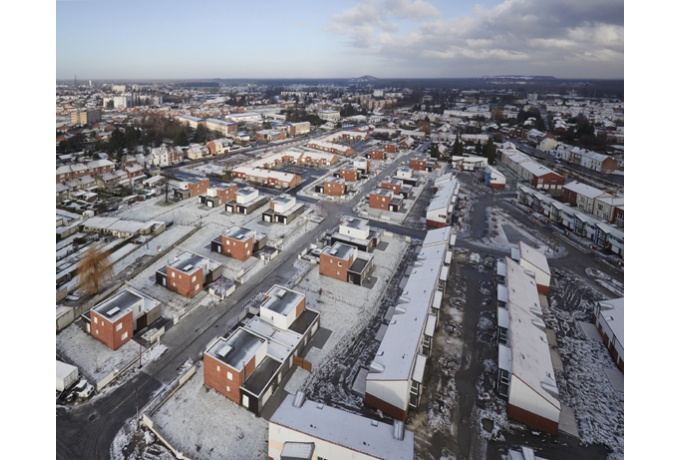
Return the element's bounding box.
[54,1,627,459]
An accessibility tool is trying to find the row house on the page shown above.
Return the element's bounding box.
[369,188,403,212]
[261,195,305,224]
[426,175,460,228]
[203,285,320,415]
[156,252,223,298]
[268,392,414,460]
[307,139,355,156]
[553,145,618,173]
[511,241,551,295]
[593,297,624,372]
[319,242,374,286]
[496,257,561,435]
[518,185,624,257]
[230,166,302,189]
[298,150,338,167]
[176,115,203,129]
[225,186,269,214]
[331,216,382,253]
[561,181,606,213]
[593,195,625,223]
[365,227,454,420]
[498,145,564,195]
[199,183,238,208]
[86,288,161,351]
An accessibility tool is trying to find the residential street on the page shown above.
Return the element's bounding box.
[56,144,429,460]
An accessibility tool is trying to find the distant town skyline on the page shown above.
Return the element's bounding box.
[56,0,624,81]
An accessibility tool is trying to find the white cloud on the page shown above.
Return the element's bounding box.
[328,0,624,77]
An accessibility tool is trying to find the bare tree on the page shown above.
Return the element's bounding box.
[77,245,114,295]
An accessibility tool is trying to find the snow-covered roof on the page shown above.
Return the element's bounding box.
[205,329,266,371]
[223,225,255,241]
[428,176,459,213]
[367,227,451,382]
[505,258,560,410]
[270,393,415,460]
[519,241,550,277]
[597,297,624,348]
[563,181,605,199]
[261,285,305,317]
[243,316,301,362]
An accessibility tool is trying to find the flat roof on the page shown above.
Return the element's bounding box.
[339,216,370,231]
[323,242,356,261]
[205,329,266,371]
[270,394,415,460]
[428,177,459,212]
[261,285,305,316]
[92,289,142,322]
[242,356,282,396]
[169,253,206,275]
[223,226,255,241]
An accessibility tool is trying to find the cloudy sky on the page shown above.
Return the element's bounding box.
[56,0,623,80]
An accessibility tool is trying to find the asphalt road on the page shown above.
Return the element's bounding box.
[56,143,429,459]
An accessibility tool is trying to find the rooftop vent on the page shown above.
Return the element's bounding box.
[183,264,193,271]
[371,420,379,427]
[217,344,233,358]
[106,306,121,317]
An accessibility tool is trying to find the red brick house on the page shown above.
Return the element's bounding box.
[89,288,161,350]
[370,149,386,160]
[339,167,359,182]
[216,226,255,261]
[323,177,347,196]
[319,242,374,286]
[156,252,223,298]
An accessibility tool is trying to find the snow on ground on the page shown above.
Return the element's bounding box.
[296,237,408,382]
[149,362,268,460]
[57,322,167,392]
[112,407,185,459]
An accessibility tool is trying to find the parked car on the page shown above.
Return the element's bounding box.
[73,379,94,400]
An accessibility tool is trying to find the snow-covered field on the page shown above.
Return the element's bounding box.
[147,362,269,460]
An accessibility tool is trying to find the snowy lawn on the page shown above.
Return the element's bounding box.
[56,323,167,393]
[149,361,268,460]
[295,236,408,379]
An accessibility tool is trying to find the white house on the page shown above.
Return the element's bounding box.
[593,297,624,372]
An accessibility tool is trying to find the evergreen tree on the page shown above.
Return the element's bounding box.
[484,139,497,165]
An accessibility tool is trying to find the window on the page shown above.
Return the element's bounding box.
[338,261,342,267]
[226,240,230,245]
[121,332,128,340]
[226,385,231,393]
[171,272,175,278]
[94,317,98,324]
[191,275,196,282]
[227,371,233,381]
[216,365,221,372]
[95,329,99,335]
[116,323,123,331]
